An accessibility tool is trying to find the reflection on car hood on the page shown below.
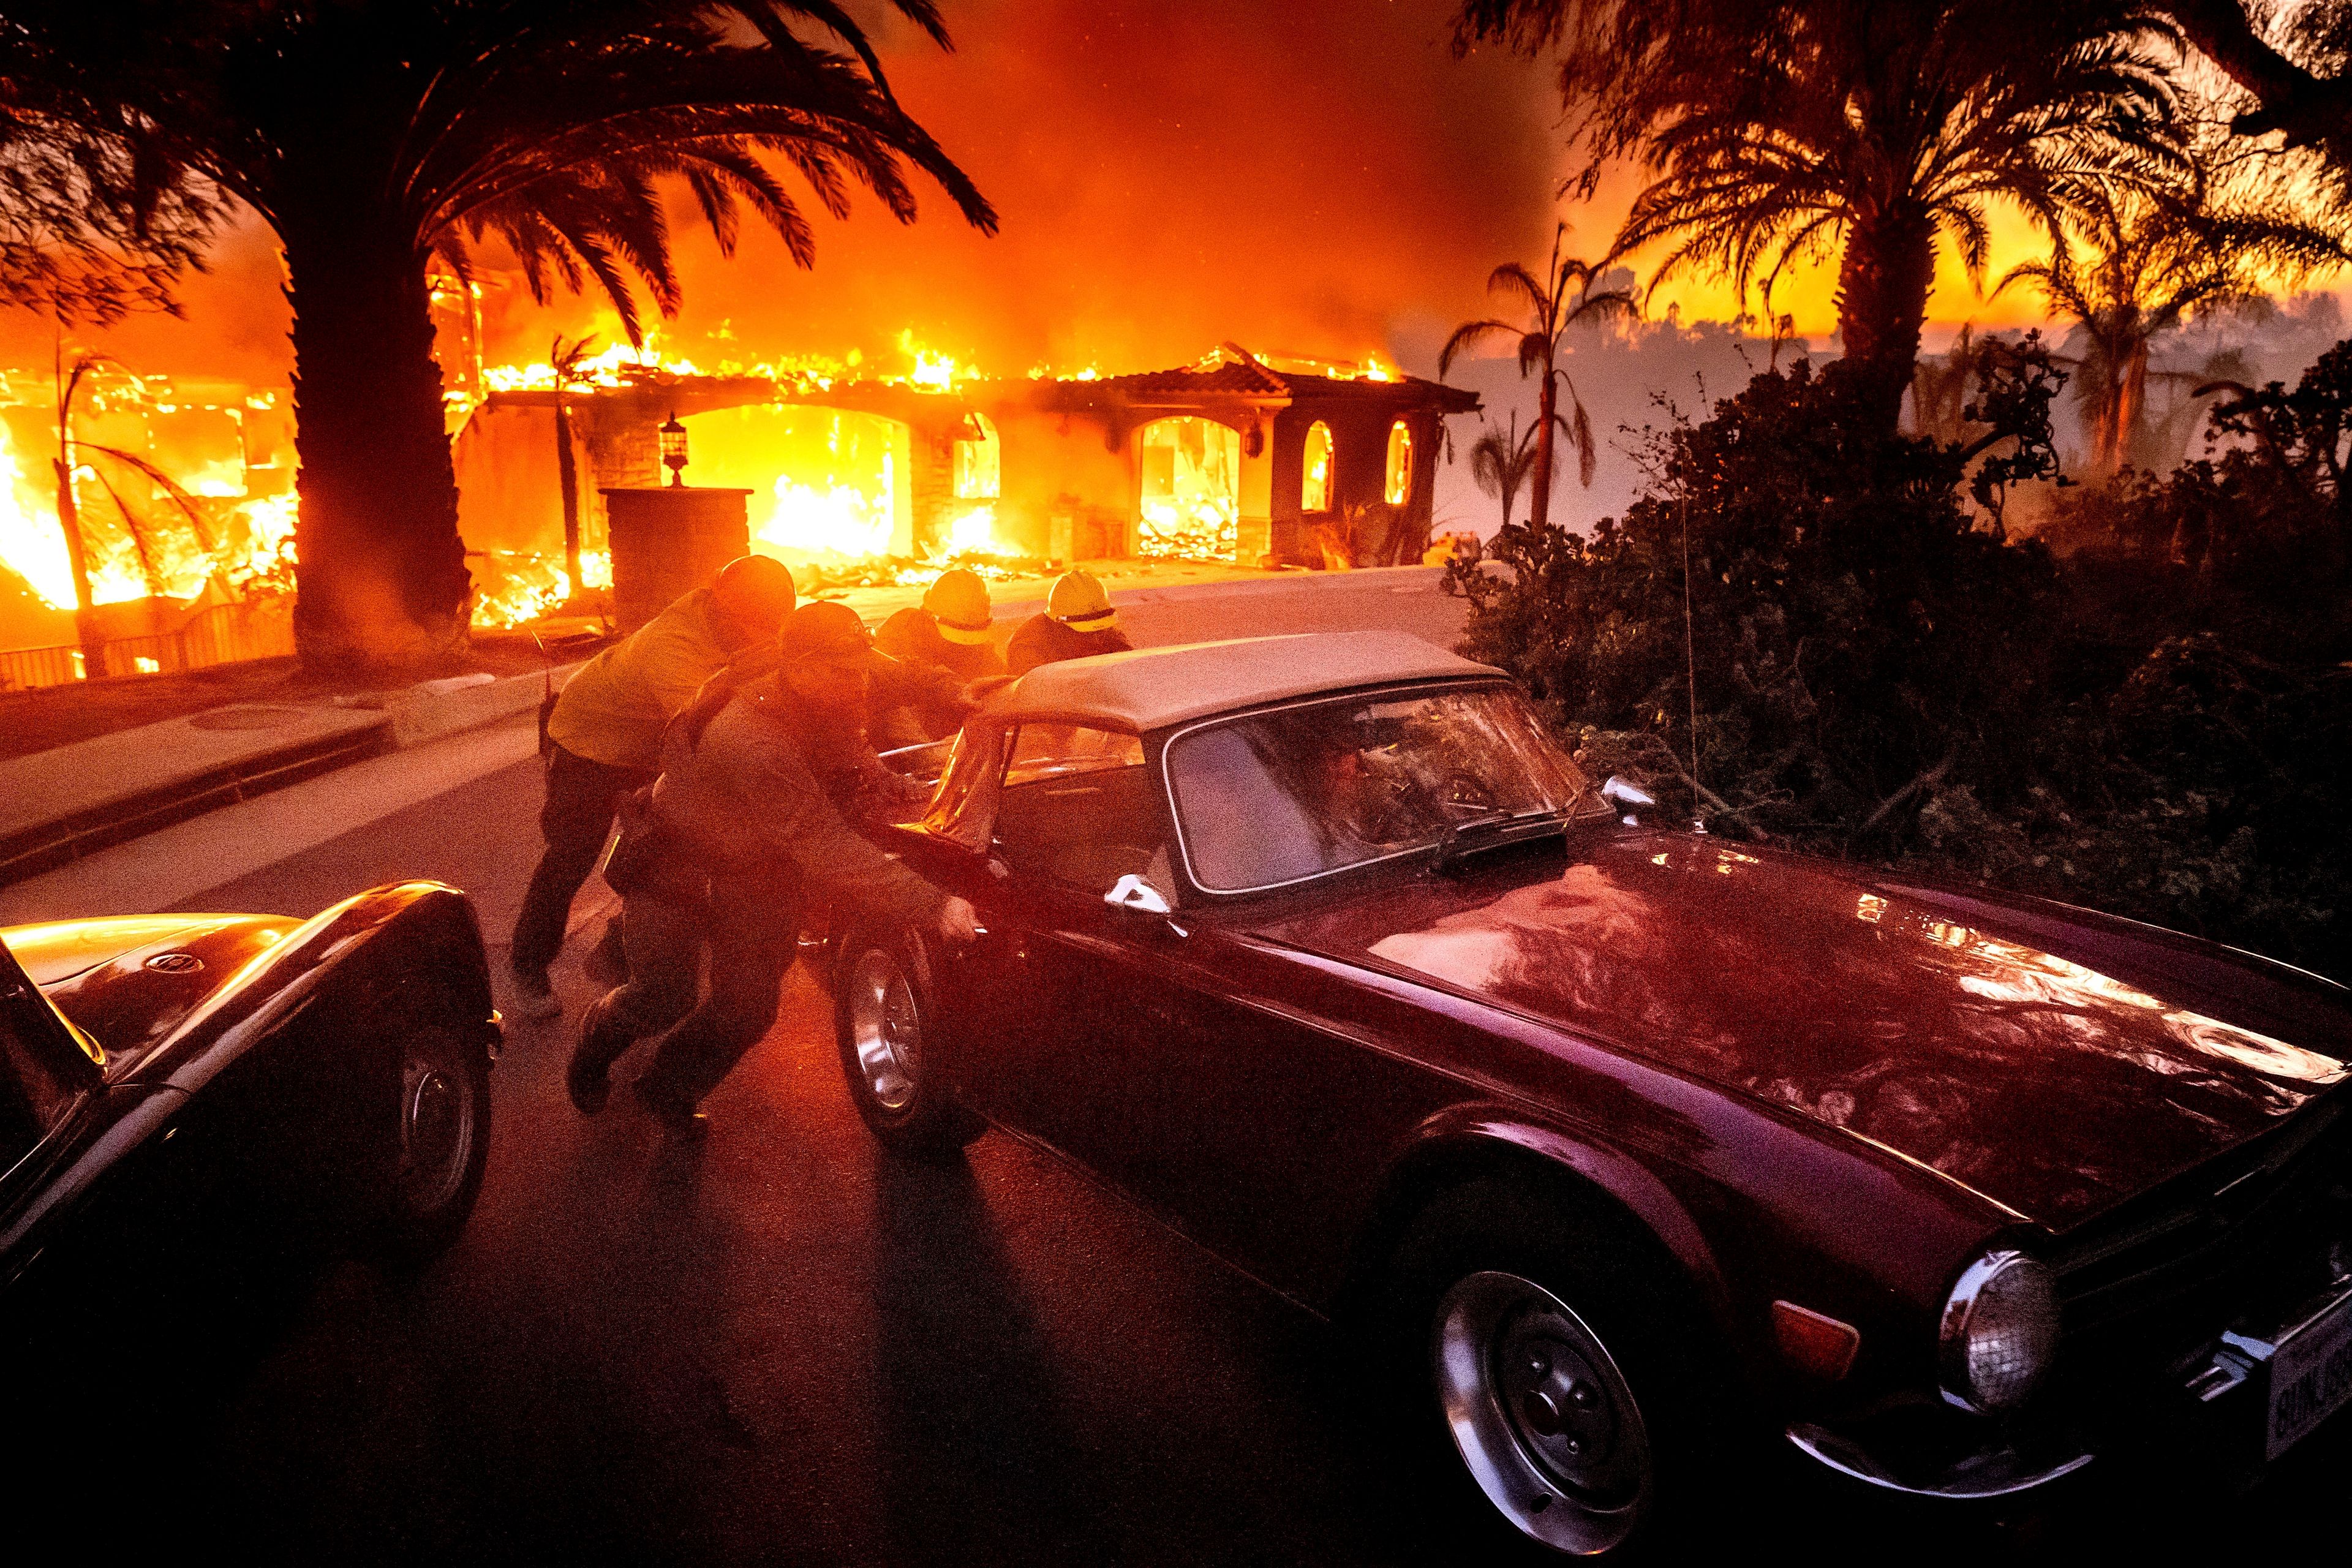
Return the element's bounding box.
[1263,834,2351,1229]
[4,913,296,1080]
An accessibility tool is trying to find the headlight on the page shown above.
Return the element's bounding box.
[1938,1249,2059,1413]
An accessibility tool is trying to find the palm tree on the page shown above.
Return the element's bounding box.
[48,353,216,674]
[549,334,600,602]
[8,2,995,674]
[1464,412,1540,529]
[1457,1,2188,431]
[0,41,215,325]
[1438,227,1635,529]
[1995,184,2348,476]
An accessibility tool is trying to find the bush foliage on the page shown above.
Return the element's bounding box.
[1450,340,2352,980]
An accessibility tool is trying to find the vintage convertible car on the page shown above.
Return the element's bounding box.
[834,630,2352,1556]
[2,881,499,1345]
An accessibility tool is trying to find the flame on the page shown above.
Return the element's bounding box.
[759,473,898,559]
[945,503,1001,555]
[0,418,73,606]
[897,328,962,390]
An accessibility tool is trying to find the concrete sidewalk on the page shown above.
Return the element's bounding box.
[0,709,550,925]
[0,664,575,889]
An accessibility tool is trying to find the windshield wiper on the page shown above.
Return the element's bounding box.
[1429,807,1570,876]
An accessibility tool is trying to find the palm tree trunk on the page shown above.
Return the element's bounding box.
[1530,359,1559,530]
[50,457,104,677]
[2115,344,2149,473]
[555,395,582,597]
[282,212,472,676]
[1833,204,1937,432]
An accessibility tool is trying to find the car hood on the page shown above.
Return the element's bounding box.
[2,913,299,1080]
[1259,832,2352,1231]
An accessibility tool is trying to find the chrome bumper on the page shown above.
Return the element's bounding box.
[1785,1423,2093,1499]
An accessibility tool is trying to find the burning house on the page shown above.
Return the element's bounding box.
[454,344,1478,613]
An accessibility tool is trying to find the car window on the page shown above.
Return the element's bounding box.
[994,724,1163,892]
[1166,683,1594,893]
[1004,724,1144,786]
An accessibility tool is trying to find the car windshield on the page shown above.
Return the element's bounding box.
[1165,683,1597,892]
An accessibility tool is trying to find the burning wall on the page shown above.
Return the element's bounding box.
[451,345,1477,594]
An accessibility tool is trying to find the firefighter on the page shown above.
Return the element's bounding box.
[871,567,1005,747]
[567,601,979,1138]
[1004,568,1133,676]
[509,555,797,1020]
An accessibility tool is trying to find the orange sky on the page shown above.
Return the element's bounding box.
[0,0,2331,385]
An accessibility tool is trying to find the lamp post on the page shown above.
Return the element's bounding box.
[660,412,689,487]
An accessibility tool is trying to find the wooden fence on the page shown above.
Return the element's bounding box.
[0,598,296,692]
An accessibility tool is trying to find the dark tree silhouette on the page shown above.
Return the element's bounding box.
[1455,1,2187,430]
[6,1,995,674]
[1996,181,2348,476]
[1465,411,1540,529]
[548,334,600,604]
[1438,226,1635,528]
[0,30,215,323]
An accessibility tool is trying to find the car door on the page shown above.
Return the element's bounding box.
[945,722,1197,1198]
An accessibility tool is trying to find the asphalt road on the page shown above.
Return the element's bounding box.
[21,573,2352,1563]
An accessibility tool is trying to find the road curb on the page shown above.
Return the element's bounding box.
[0,662,578,890]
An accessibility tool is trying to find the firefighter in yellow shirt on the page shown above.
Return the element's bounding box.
[510,556,796,1018]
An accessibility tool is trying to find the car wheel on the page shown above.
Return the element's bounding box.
[835,929,983,1159]
[374,1020,491,1265]
[1370,1175,1723,1559]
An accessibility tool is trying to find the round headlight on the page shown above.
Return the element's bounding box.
[1939,1250,2059,1413]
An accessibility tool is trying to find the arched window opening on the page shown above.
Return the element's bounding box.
[948,412,1003,553]
[954,412,1000,500]
[1383,420,1413,507]
[1137,417,1240,560]
[1301,421,1334,513]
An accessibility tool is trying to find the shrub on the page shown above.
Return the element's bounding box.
[1451,341,2350,979]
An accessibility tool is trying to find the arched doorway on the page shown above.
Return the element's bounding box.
[1137,416,1239,560]
[1300,420,1334,514]
[678,404,913,561]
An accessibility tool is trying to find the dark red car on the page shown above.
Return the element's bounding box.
[831,631,2352,1556]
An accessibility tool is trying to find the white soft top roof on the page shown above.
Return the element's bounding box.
[989,631,1504,732]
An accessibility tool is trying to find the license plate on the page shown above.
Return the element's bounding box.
[2267,1283,2352,1461]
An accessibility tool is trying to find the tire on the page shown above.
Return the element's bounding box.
[372,1020,492,1266]
[1366,1174,1729,1560]
[834,927,984,1159]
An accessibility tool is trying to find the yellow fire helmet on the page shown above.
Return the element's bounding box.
[922,567,994,646]
[1046,568,1116,630]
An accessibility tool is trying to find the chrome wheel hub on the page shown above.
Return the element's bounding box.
[848,949,921,1112]
[398,1037,477,1216]
[1434,1270,1651,1555]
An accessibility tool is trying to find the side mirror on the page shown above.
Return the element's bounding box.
[1600,775,1654,824]
[1104,873,1173,916]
